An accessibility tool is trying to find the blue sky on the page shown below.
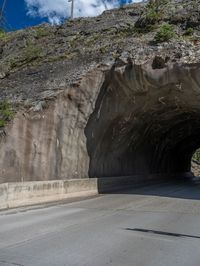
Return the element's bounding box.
[1,0,48,30]
[1,0,139,31]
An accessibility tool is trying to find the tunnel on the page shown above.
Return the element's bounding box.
[85,59,200,178]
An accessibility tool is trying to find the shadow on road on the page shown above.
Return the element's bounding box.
[125,228,200,239]
[99,180,200,201]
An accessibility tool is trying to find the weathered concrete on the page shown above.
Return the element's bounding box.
[0,172,194,210]
[97,174,159,193]
[0,175,146,210]
[0,179,98,210]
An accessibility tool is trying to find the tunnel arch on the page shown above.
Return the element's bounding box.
[85,61,200,178]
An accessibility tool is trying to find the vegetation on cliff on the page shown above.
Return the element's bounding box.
[193,149,200,163]
[0,0,199,83]
[0,101,14,127]
[0,0,199,127]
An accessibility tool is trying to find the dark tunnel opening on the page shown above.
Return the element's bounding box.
[85,62,200,179]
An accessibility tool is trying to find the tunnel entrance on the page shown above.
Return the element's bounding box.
[85,61,200,178]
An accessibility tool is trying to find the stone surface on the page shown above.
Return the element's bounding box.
[0,70,104,182]
[85,62,200,177]
[0,0,200,183]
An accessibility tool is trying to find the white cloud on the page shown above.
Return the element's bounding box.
[25,0,68,24]
[25,0,140,25]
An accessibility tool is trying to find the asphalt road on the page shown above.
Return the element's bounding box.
[1,181,200,266]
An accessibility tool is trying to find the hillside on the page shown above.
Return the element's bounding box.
[0,0,200,183]
[0,0,199,106]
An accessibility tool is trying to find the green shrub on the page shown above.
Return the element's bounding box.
[154,23,175,43]
[9,42,42,69]
[99,45,109,54]
[134,23,156,34]
[134,1,166,33]
[0,28,6,40]
[146,6,160,23]
[35,27,49,38]
[184,27,194,36]
[23,39,43,62]
[0,101,14,127]
[192,149,200,164]
[25,44,42,61]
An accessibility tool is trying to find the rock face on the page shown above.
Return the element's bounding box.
[86,62,200,177]
[0,0,200,183]
[0,70,104,182]
[191,160,200,176]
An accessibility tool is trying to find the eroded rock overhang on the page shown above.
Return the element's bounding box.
[85,59,200,178]
[0,59,200,183]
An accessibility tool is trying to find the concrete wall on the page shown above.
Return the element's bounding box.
[0,179,98,210]
[0,175,154,210]
[0,173,193,210]
[97,175,157,193]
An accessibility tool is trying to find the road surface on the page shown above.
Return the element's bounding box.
[1,181,200,266]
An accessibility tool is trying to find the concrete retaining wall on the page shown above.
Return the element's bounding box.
[0,175,154,210]
[97,173,165,193]
[0,172,192,210]
[0,179,98,210]
[97,172,194,193]
[98,175,150,193]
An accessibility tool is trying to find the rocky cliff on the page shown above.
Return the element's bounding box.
[0,0,200,183]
